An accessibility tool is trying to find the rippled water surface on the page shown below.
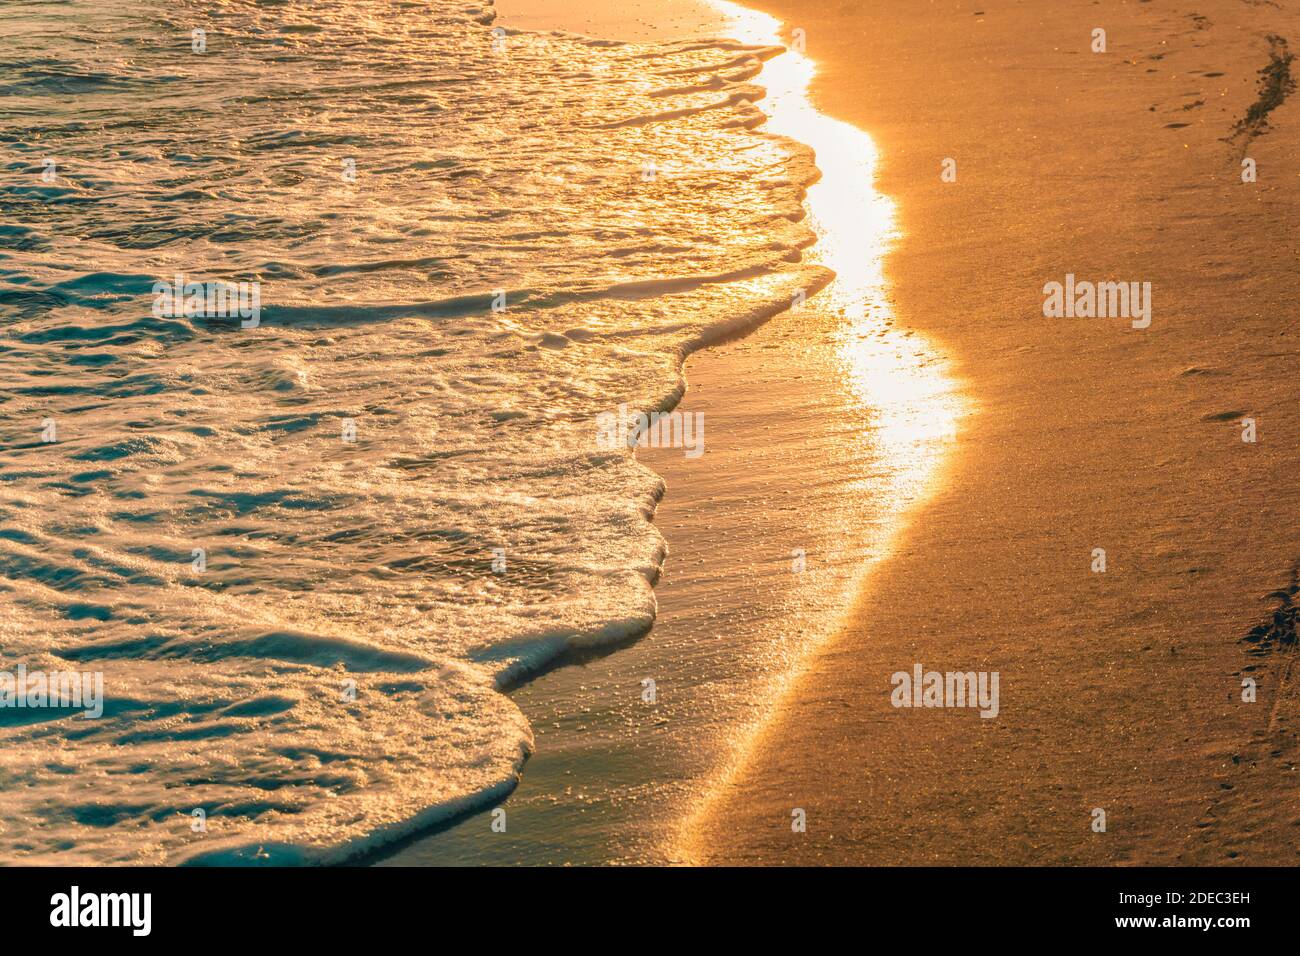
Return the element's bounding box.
[0,0,825,862]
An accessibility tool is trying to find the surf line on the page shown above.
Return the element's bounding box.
[673,1,966,859]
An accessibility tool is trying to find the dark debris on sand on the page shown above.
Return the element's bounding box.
[1243,566,1300,656]
[1227,34,1296,149]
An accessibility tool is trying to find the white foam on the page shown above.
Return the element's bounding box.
[0,0,832,863]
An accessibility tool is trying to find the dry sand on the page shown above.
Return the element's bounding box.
[684,0,1300,865]
[499,0,1300,864]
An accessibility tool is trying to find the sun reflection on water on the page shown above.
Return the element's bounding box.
[673,2,968,860]
[710,0,964,533]
[712,0,967,476]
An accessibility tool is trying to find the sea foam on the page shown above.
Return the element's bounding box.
[0,0,825,863]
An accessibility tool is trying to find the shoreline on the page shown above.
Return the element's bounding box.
[378,0,961,864]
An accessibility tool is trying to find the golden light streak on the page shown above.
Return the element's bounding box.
[673,1,967,861]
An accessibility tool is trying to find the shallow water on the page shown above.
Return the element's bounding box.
[0,0,826,863]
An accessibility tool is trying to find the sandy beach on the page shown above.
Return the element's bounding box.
[680,0,1300,865]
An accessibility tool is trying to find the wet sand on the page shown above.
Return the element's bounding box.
[685,0,1300,865]
[380,273,917,864]
[383,0,947,863]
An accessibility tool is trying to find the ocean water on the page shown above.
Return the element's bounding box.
[0,0,827,862]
